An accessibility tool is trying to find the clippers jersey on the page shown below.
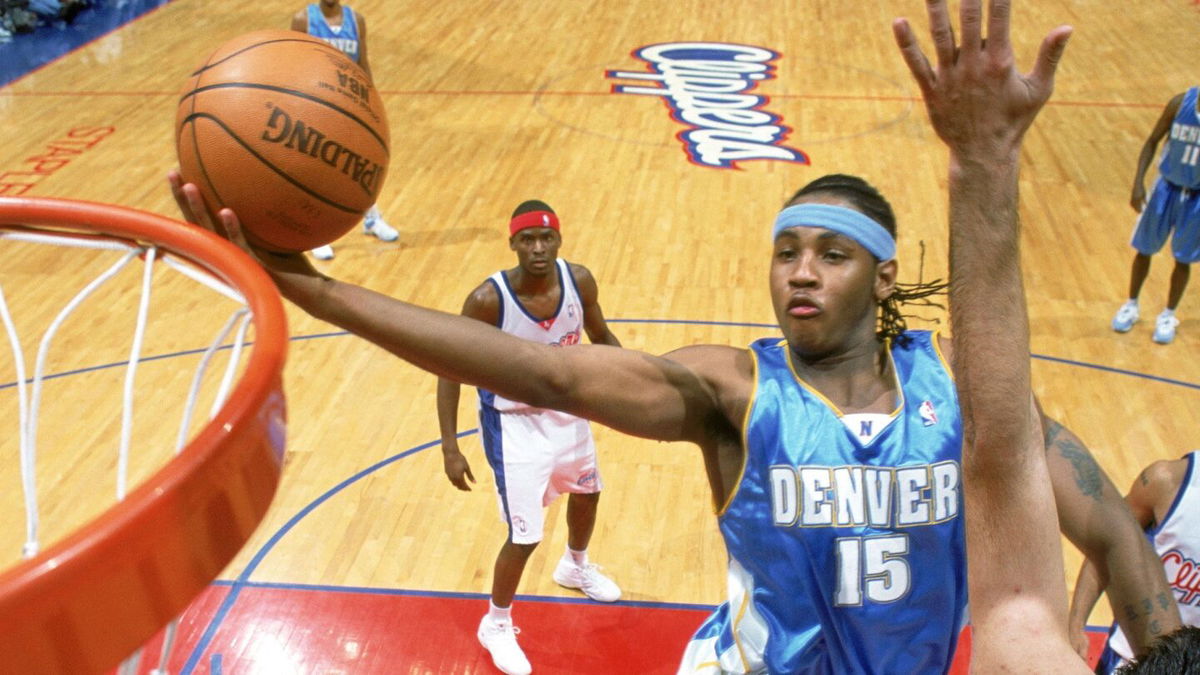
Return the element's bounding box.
[306,4,361,63]
[681,331,967,674]
[1102,451,1200,667]
[1158,87,1200,189]
[479,259,584,413]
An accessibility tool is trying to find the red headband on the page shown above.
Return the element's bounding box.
[509,210,560,236]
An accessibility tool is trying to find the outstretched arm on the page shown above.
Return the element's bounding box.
[169,172,721,445]
[1043,413,1181,656]
[893,0,1079,669]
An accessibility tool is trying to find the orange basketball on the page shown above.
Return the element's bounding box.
[176,30,390,252]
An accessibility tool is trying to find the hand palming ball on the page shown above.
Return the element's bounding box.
[176,30,390,252]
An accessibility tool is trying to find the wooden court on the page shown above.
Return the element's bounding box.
[1,0,1198,671]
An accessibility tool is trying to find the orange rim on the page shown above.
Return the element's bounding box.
[0,197,287,674]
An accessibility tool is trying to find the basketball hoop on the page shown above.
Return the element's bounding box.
[0,198,287,674]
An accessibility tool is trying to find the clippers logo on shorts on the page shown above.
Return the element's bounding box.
[578,469,598,489]
[606,42,808,169]
[1162,549,1200,605]
[260,103,383,196]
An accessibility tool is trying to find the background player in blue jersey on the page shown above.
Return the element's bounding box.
[168,0,1168,670]
[438,201,623,675]
[1111,88,1200,344]
[290,0,398,260]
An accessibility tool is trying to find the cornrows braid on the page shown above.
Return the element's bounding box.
[879,279,949,344]
[878,241,947,344]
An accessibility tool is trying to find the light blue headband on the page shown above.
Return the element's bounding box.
[772,204,896,261]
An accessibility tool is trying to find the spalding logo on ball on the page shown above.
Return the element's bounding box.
[176,30,390,252]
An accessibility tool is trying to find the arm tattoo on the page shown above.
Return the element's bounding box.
[1158,592,1172,611]
[1045,419,1103,499]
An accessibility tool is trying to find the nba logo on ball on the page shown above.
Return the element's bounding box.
[175,30,391,252]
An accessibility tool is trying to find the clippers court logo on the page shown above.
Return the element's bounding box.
[606,42,809,169]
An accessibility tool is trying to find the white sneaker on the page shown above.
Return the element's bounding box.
[310,245,334,260]
[552,557,621,602]
[477,615,532,675]
[1111,300,1139,333]
[363,207,399,242]
[1153,310,1180,344]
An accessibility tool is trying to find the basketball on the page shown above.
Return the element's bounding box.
[175,30,390,252]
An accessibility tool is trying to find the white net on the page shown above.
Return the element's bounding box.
[0,222,260,674]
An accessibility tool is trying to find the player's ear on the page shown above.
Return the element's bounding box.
[875,259,898,302]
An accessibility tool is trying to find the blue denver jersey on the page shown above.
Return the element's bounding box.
[306,4,360,63]
[1159,87,1200,189]
[682,331,967,674]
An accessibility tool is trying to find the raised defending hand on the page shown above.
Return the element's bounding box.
[892,0,1072,162]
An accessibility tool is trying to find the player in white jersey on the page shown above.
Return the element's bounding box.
[1111,88,1200,344]
[437,200,622,675]
[1070,451,1200,672]
[289,0,398,260]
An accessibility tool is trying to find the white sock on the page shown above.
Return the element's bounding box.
[488,600,512,623]
[567,547,588,567]
[1162,307,1176,317]
[1125,299,1139,308]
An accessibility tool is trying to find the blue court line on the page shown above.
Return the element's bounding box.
[4,320,1199,392]
[1032,353,1200,391]
[180,431,471,674]
[208,578,717,613]
[0,329,346,391]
